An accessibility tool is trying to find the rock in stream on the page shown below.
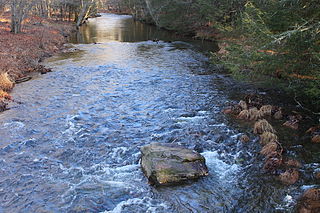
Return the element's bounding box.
[140,143,209,186]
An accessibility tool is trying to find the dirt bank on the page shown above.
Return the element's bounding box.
[0,14,75,111]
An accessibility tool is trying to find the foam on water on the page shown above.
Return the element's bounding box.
[202,151,239,182]
[104,197,169,213]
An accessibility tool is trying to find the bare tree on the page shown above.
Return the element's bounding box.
[7,0,99,33]
[76,0,95,27]
[10,0,35,33]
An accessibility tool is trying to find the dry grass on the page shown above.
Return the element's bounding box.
[239,100,248,110]
[0,13,73,80]
[254,119,275,134]
[237,107,263,120]
[0,73,14,91]
[273,110,283,119]
[248,107,262,120]
[260,132,278,145]
[0,90,12,100]
[260,142,278,156]
[259,105,272,117]
[237,110,249,119]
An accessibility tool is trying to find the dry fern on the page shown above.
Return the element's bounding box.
[254,119,275,134]
[259,105,273,117]
[237,110,249,119]
[248,107,262,120]
[239,100,248,110]
[261,142,278,156]
[260,132,278,145]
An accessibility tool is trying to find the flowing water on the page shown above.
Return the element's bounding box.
[0,14,317,213]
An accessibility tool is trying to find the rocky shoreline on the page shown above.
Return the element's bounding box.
[223,94,320,212]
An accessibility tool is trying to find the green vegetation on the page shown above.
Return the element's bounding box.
[212,0,320,112]
[106,0,319,112]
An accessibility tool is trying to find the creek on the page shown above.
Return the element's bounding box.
[0,14,316,212]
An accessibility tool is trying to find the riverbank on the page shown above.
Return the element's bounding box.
[0,14,75,112]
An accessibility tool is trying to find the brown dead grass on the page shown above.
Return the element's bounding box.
[0,14,73,80]
[260,132,278,145]
[260,142,278,156]
[279,168,299,185]
[239,100,248,110]
[0,73,14,91]
[259,105,272,117]
[0,13,74,111]
[254,119,276,134]
[0,90,12,100]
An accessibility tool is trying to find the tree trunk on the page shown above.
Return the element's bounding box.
[76,0,93,28]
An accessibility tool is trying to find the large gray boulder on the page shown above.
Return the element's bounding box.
[140,143,209,186]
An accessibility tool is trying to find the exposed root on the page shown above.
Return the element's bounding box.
[15,76,32,84]
[279,168,299,185]
[237,107,263,120]
[254,119,275,134]
[306,126,320,134]
[260,132,278,145]
[0,72,14,92]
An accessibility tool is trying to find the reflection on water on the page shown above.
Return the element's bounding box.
[71,14,218,53]
[0,13,306,213]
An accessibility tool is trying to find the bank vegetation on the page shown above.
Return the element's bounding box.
[104,0,319,113]
[0,0,101,111]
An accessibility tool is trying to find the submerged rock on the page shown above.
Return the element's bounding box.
[140,143,208,186]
